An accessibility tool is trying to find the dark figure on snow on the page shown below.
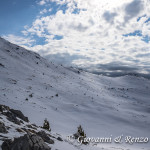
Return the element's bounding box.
[43,118,51,131]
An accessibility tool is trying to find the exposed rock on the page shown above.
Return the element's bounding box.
[0,135,8,141]
[19,120,24,124]
[0,104,29,125]
[2,111,21,125]
[0,122,8,133]
[26,125,33,128]
[0,63,5,67]
[5,49,10,53]
[37,131,54,144]
[10,109,29,122]
[9,79,17,84]
[57,137,63,142]
[1,139,12,150]
[0,105,9,112]
[36,56,40,59]
[26,124,37,130]
[16,128,24,133]
[21,128,37,134]
[0,104,54,149]
[1,133,51,150]
[31,124,38,128]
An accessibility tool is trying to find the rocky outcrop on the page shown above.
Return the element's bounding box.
[37,131,54,144]
[1,133,51,150]
[2,111,21,125]
[0,63,5,67]
[0,105,29,125]
[57,137,63,141]
[0,122,7,133]
[10,109,29,122]
[0,104,58,150]
[0,105,9,112]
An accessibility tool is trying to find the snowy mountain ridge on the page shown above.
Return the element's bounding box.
[0,37,150,150]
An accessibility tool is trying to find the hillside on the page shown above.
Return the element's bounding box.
[0,37,150,150]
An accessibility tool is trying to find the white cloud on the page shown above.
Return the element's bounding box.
[6,0,150,72]
[40,9,47,14]
[38,0,46,5]
[2,34,35,48]
[103,11,118,24]
[124,0,144,23]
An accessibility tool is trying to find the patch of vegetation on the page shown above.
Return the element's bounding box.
[43,119,51,131]
[74,125,88,145]
[29,94,33,98]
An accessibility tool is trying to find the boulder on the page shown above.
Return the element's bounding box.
[10,109,29,122]
[37,131,54,144]
[0,63,5,67]
[57,137,63,142]
[0,122,8,133]
[0,104,29,124]
[1,133,51,150]
[1,139,12,150]
[2,111,20,125]
[0,105,9,112]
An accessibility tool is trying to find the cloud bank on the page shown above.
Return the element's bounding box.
[3,0,150,77]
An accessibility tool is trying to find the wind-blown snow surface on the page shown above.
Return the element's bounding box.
[0,37,150,150]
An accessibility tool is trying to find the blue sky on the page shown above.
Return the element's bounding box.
[1,0,150,77]
[0,0,38,35]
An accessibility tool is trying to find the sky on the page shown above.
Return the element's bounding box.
[1,0,150,77]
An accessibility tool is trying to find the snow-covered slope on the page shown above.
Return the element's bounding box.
[0,37,150,150]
